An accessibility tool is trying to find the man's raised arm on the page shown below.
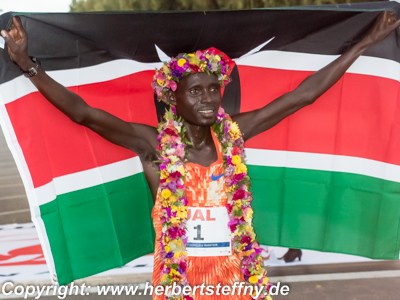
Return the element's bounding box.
[1,16,158,158]
[233,11,400,142]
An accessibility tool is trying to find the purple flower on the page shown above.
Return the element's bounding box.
[166,207,172,218]
[244,243,252,251]
[168,181,177,193]
[224,121,231,134]
[172,69,182,78]
[216,107,225,123]
[165,251,174,259]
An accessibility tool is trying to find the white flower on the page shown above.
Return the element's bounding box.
[166,148,175,155]
[167,164,177,173]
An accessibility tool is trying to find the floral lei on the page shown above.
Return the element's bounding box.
[156,106,273,300]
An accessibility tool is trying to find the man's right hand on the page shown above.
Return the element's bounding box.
[1,16,33,71]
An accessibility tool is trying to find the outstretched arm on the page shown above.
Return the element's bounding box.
[232,11,400,142]
[1,16,159,158]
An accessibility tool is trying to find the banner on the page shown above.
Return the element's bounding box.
[0,1,399,285]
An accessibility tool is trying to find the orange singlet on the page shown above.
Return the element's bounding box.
[151,128,251,300]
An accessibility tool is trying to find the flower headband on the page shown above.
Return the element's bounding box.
[152,49,231,103]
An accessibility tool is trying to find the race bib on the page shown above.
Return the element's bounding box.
[186,207,232,257]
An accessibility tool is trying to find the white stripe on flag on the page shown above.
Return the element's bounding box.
[245,148,400,184]
[1,51,400,105]
[35,156,144,206]
[235,51,400,82]
[0,59,163,105]
[31,149,400,207]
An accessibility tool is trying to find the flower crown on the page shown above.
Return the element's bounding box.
[152,49,231,103]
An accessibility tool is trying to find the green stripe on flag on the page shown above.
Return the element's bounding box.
[39,164,400,284]
[39,172,155,285]
[249,165,400,260]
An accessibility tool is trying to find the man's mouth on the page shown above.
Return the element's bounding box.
[198,108,215,117]
[198,109,214,113]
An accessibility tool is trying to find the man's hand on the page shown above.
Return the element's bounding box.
[361,11,400,46]
[1,16,32,70]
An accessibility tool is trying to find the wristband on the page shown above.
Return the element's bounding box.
[20,57,40,78]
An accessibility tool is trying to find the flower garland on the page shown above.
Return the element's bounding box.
[156,106,273,300]
[151,49,231,103]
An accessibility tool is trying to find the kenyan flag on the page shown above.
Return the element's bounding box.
[0,1,399,285]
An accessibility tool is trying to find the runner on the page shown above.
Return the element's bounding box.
[1,11,399,300]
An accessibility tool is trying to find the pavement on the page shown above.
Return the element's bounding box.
[0,128,30,224]
[1,125,400,300]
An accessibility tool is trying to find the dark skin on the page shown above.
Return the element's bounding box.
[2,12,400,205]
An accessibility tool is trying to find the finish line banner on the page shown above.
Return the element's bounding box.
[0,1,400,285]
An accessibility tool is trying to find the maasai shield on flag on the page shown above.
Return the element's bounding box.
[1,1,400,285]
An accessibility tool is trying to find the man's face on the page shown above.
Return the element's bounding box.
[171,72,221,127]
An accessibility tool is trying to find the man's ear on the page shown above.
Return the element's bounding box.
[166,91,177,106]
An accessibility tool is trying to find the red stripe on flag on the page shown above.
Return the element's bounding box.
[239,66,400,166]
[6,71,158,188]
[5,67,400,188]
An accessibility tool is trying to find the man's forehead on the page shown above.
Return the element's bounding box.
[178,73,219,88]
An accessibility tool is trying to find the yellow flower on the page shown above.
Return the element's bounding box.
[161,274,168,281]
[228,122,241,140]
[174,251,183,258]
[249,275,258,284]
[177,165,186,176]
[171,217,179,225]
[216,55,221,61]
[234,163,248,174]
[177,58,186,67]
[231,155,241,165]
[175,239,183,246]
[162,65,171,74]
[263,277,269,285]
[235,200,242,207]
[160,169,169,179]
[226,185,236,193]
[169,195,177,203]
[169,269,179,276]
[188,53,200,65]
[176,207,187,219]
[157,79,165,86]
[199,61,207,71]
[161,189,171,199]
[245,208,253,220]
[243,249,255,256]
[165,245,171,252]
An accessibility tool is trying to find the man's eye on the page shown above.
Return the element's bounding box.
[211,87,219,92]
[190,88,199,94]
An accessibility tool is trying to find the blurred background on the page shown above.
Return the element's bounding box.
[0,0,390,14]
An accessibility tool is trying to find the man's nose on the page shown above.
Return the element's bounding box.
[200,89,213,103]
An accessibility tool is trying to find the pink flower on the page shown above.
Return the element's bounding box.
[241,236,251,244]
[233,189,245,200]
[167,80,177,91]
[231,146,240,155]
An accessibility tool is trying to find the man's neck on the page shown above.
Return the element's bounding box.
[184,121,213,150]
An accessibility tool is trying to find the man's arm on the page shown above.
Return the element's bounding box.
[1,16,159,158]
[232,11,400,142]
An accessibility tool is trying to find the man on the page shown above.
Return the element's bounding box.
[2,11,399,299]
